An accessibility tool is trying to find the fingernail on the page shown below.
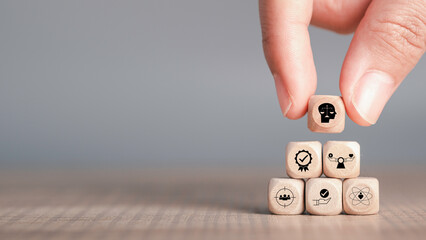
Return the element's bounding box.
[351,70,395,125]
[273,74,292,117]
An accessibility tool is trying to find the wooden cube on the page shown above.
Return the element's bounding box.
[268,178,305,215]
[343,177,379,215]
[286,141,322,179]
[308,95,345,133]
[305,178,342,215]
[323,141,360,178]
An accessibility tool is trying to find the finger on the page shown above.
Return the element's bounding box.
[259,0,316,119]
[311,0,372,34]
[339,0,426,126]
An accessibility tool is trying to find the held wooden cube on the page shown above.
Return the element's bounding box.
[323,141,360,178]
[268,178,305,215]
[308,95,345,133]
[286,141,322,179]
[306,178,342,215]
[343,177,379,215]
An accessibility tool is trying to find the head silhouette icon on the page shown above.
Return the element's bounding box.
[318,103,336,123]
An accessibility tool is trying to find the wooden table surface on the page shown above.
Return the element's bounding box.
[0,166,425,240]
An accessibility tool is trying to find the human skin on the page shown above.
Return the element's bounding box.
[259,0,425,126]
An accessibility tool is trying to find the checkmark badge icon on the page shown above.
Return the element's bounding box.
[319,189,329,198]
[295,150,312,172]
[299,155,308,162]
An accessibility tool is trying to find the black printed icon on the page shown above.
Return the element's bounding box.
[349,187,372,206]
[328,153,354,169]
[295,150,312,172]
[320,188,329,198]
[318,103,336,123]
[275,187,295,207]
[313,188,331,206]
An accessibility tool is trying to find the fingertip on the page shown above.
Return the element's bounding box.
[342,70,396,127]
[285,105,308,120]
[340,70,373,126]
[284,91,312,120]
[341,76,376,127]
[274,73,315,120]
[343,97,374,126]
[275,87,308,120]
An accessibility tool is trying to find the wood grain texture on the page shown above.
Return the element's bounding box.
[305,178,342,215]
[343,177,379,215]
[286,141,322,179]
[323,141,360,178]
[0,166,425,240]
[308,95,345,133]
[268,178,304,215]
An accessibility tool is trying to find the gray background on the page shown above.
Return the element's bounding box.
[0,0,425,168]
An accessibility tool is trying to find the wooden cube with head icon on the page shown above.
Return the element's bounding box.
[343,177,379,215]
[308,95,345,133]
[323,141,360,178]
[286,141,322,179]
[268,178,305,215]
[305,178,342,215]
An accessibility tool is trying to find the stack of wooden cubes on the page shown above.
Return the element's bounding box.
[268,96,379,215]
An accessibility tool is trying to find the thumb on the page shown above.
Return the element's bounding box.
[340,0,426,126]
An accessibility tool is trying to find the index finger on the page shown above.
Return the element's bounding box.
[259,0,317,119]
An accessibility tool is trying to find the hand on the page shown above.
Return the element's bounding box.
[313,197,331,206]
[259,0,425,126]
[317,198,330,204]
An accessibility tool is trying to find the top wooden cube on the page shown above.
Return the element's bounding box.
[308,95,345,133]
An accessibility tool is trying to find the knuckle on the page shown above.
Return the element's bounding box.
[333,19,359,35]
[261,34,275,55]
[370,7,426,62]
[320,0,363,34]
[261,31,288,53]
[260,33,280,67]
[261,34,273,48]
[328,1,359,34]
